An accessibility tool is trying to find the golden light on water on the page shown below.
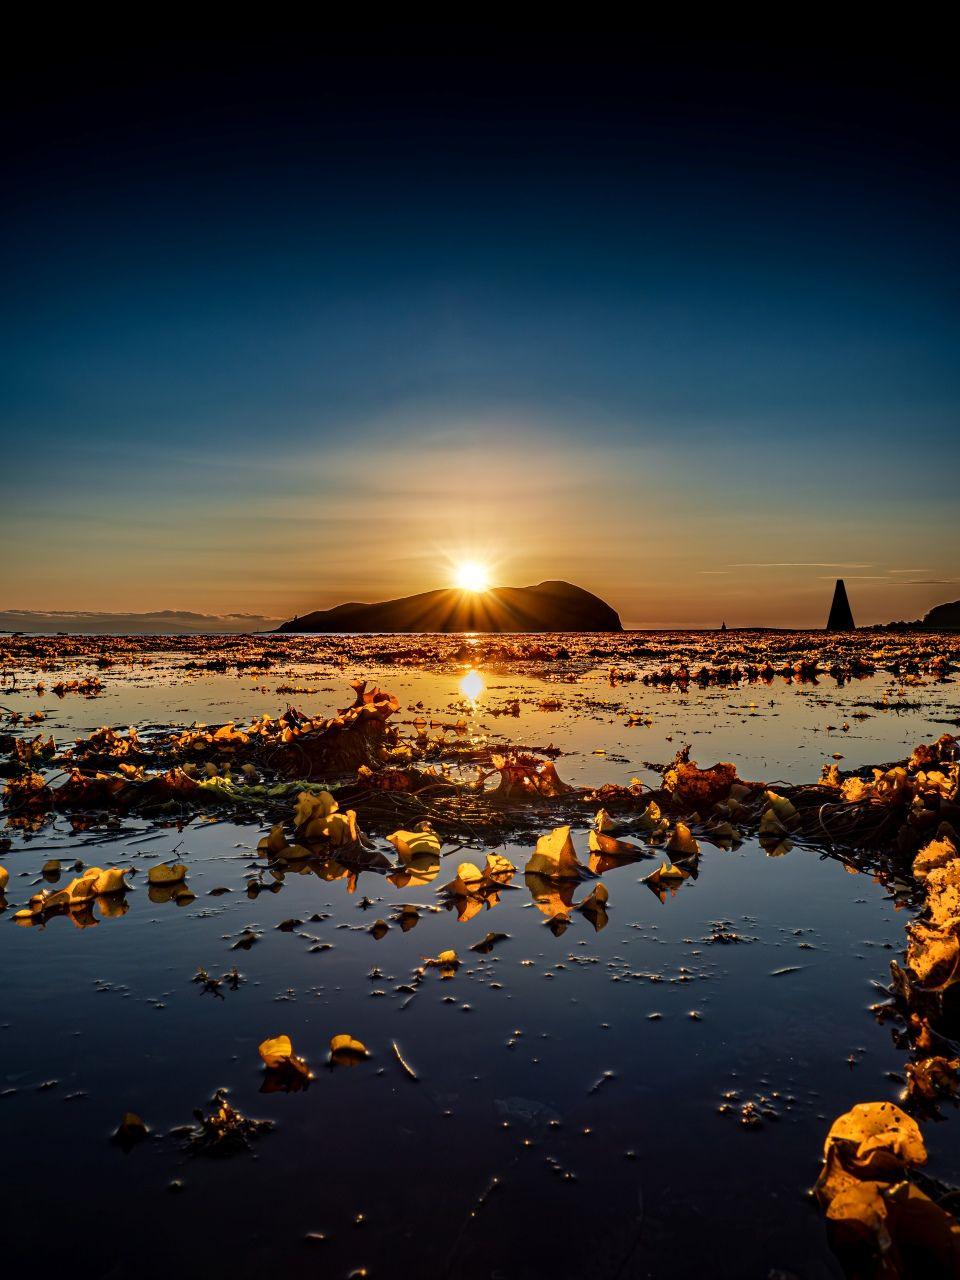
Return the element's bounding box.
[453,560,491,593]
[459,668,485,702]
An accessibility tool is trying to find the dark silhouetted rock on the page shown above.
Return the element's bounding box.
[275,581,622,633]
[921,600,960,630]
[826,579,855,631]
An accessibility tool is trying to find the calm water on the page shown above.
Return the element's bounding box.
[2,635,958,1278]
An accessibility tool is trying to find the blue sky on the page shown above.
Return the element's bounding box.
[2,32,958,626]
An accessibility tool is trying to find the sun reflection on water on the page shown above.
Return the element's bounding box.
[459,668,485,703]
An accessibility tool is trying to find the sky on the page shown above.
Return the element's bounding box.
[2,29,958,629]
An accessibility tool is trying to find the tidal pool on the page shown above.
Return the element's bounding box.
[1,632,958,1278]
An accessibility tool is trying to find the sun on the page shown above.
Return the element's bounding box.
[453,560,491,593]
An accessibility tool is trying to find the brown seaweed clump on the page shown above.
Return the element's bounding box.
[178,1090,273,1157]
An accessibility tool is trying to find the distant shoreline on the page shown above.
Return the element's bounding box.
[1,625,954,639]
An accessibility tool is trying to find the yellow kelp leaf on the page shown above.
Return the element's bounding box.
[323,810,358,846]
[212,722,248,744]
[293,790,338,831]
[839,776,873,803]
[925,860,960,932]
[763,791,798,826]
[906,923,960,990]
[524,825,585,880]
[147,862,187,885]
[718,796,745,819]
[588,829,612,855]
[917,767,959,799]
[97,894,129,919]
[760,833,793,857]
[68,906,98,929]
[424,948,461,978]
[455,862,485,892]
[258,1034,294,1068]
[484,852,516,880]
[820,763,841,789]
[825,1177,960,1275]
[824,1179,891,1250]
[666,823,700,857]
[642,861,689,902]
[308,860,349,885]
[759,808,784,835]
[387,826,441,886]
[912,831,958,882]
[23,890,55,916]
[330,1034,369,1063]
[588,829,643,859]
[65,871,100,901]
[92,868,128,895]
[822,1101,926,1180]
[654,860,687,881]
[877,767,912,798]
[299,817,327,841]
[594,808,616,833]
[257,824,288,857]
[147,883,181,905]
[635,801,665,832]
[450,893,486,923]
[388,829,442,862]
[577,882,609,932]
[437,862,499,912]
[524,872,575,922]
[259,1029,312,1080]
[0,865,8,893]
[388,861,439,889]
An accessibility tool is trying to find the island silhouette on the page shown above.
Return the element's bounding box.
[275,580,622,633]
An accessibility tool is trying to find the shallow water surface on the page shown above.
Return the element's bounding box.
[1,632,958,1278]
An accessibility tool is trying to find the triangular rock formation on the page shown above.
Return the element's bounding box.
[826,579,855,631]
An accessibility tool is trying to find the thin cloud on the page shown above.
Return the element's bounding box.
[815,577,960,586]
[727,568,880,573]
